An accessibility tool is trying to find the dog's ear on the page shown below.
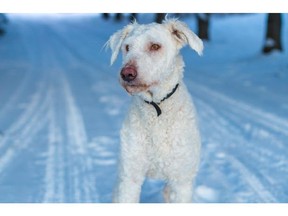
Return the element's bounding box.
[106,23,135,65]
[164,19,204,56]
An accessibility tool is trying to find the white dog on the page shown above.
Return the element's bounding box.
[107,18,203,203]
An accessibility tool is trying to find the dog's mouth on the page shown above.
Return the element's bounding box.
[120,80,157,94]
[122,82,151,94]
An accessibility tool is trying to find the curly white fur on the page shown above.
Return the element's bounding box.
[107,18,203,203]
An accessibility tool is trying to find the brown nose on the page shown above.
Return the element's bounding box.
[120,65,137,82]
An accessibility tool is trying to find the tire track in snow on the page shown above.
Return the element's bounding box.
[36,22,100,202]
[61,75,99,202]
[227,155,277,202]
[43,88,65,202]
[192,82,288,137]
[192,87,278,202]
[192,82,288,164]
[0,78,47,150]
[0,87,49,176]
[42,73,99,202]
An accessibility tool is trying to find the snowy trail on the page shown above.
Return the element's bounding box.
[33,22,100,202]
[0,16,103,202]
[193,83,288,137]
[44,87,65,202]
[191,83,288,202]
[43,73,99,202]
[0,14,287,203]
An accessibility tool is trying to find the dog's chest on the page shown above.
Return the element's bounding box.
[144,115,179,178]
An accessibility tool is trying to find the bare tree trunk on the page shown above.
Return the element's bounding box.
[0,13,7,36]
[155,13,166,24]
[196,13,210,40]
[102,13,110,20]
[115,13,123,22]
[262,13,283,54]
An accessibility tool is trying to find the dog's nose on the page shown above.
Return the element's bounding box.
[120,66,137,82]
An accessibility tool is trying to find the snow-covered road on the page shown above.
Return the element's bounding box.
[0,14,287,203]
[0,15,118,202]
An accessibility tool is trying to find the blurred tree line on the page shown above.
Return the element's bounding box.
[102,13,284,54]
[0,13,8,36]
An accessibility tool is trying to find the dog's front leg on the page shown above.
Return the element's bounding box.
[113,175,145,203]
[113,161,146,203]
[165,181,194,203]
[113,138,147,203]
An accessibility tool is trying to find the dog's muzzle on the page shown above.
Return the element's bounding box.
[120,65,137,82]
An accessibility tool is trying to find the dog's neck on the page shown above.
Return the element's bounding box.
[144,83,179,116]
[137,55,184,103]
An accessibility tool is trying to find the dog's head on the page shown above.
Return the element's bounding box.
[107,18,203,95]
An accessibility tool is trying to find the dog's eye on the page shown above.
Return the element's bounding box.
[150,44,161,51]
[125,45,130,52]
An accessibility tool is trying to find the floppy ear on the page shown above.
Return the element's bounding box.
[164,19,204,56]
[106,23,135,65]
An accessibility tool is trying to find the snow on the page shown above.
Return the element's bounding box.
[195,185,218,202]
[0,13,287,203]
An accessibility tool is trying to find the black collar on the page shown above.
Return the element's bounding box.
[144,84,179,117]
